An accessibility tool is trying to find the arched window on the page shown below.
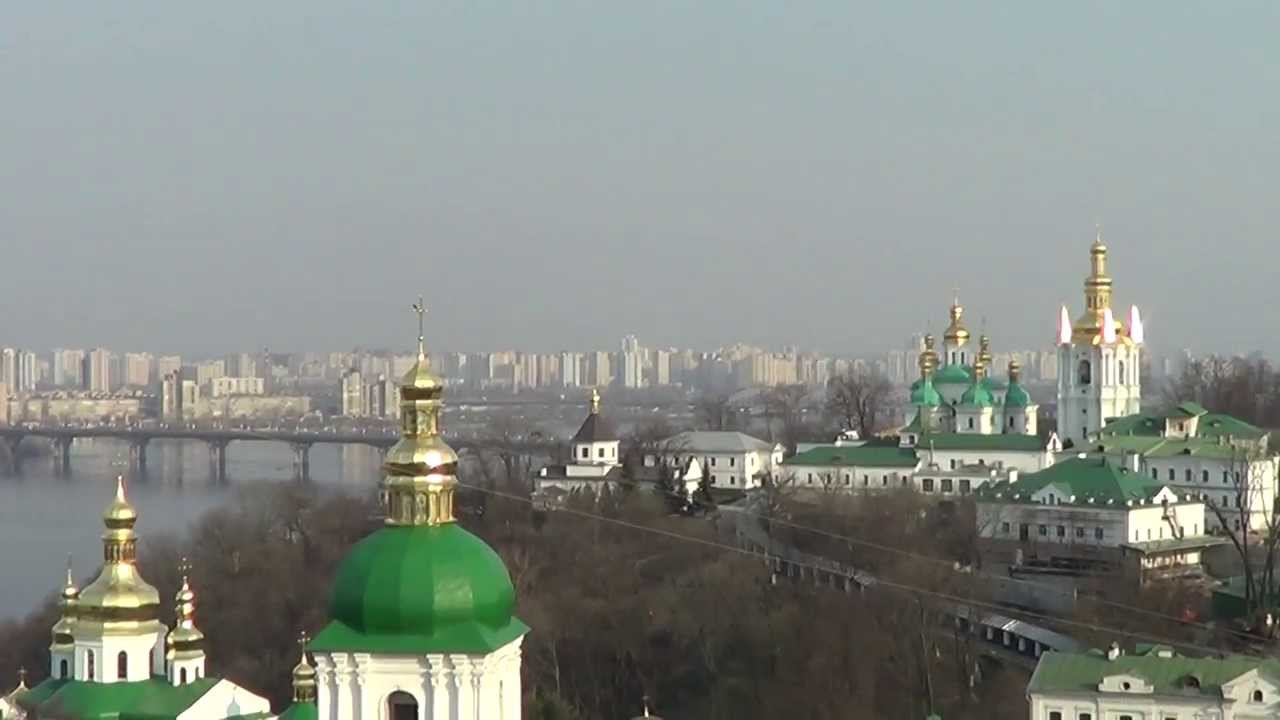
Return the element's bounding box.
[388,691,418,720]
[180,668,187,685]
[86,650,95,681]
[1118,361,1126,384]
[59,659,68,679]
[1254,690,1264,702]
[117,651,128,680]
[1078,360,1092,385]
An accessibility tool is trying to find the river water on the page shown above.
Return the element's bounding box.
[0,438,384,619]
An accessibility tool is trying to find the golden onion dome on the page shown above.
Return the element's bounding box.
[400,351,444,390]
[103,476,138,527]
[943,302,970,344]
[384,434,458,472]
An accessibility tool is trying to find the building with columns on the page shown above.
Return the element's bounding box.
[308,331,528,720]
[1056,231,1144,445]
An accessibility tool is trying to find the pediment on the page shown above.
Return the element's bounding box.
[1098,672,1153,694]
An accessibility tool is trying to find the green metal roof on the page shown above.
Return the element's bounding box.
[978,456,1166,506]
[910,376,942,406]
[312,524,529,655]
[933,364,973,385]
[921,433,1046,452]
[959,380,994,407]
[1029,647,1280,697]
[783,445,920,469]
[1004,381,1032,408]
[277,702,318,720]
[981,375,1008,391]
[16,677,218,719]
[1098,407,1266,441]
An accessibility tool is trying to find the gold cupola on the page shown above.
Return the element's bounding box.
[291,632,317,704]
[382,299,459,527]
[168,563,205,649]
[1072,230,1129,344]
[977,334,993,369]
[919,334,939,377]
[943,298,970,346]
[50,561,79,647]
[75,477,161,624]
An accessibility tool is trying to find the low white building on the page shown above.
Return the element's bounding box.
[1091,402,1279,533]
[645,431,783,490]
[976,455,1221,578]
[534,389,623,502]
[1028,644,1280,720]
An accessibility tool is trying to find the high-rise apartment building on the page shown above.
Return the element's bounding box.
[195,360,227,386]
[123,352,154,387]
[340,368,365,417]
[52,349,86,388]
[85,348,114,393]
[559,352,583,387]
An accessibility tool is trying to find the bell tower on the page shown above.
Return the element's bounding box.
[1056,232,1143,444]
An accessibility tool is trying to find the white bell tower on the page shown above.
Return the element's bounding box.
[1057,233,1143,445]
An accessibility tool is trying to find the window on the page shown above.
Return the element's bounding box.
[580,447,589,459]
[1222,495,1229,507]
[729,457,735,467]
[882,475,888,486]
[1001,522,1010,535]
[807,473,814,485]
[959,479,971,494]
[1224,470,1230,484]
[1078,359,1092,385]
[87,650,95,681]
[922,478,934,492]
[967,417,974,429]
[1254,690,1264,702]
[1151,467,1158,480]
[941,478,953,493]
[729,476,736,486]
[1038,525,1047,537]
[1075,527,1084,539]
[844,473,851,486]
[59,659,68,679]
[1168,468,1175,481]
[949,459,957,470]
[1095,527,1104,540]
[1049,713,1062,720]
[710,457,717,467]
[389,691,419,720]
[863,475,869,487]
[1203,470,1210,483]
[1118,361,1126,384]
[597,447,604,459]
[1056,525,1065,538]
[180,667,187,684]
[1079,714,1092,720]
[1185,469,1192,483]
[1119,716,1133,720]
[117,651,127,680]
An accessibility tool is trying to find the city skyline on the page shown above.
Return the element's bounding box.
[3,3,1279,355]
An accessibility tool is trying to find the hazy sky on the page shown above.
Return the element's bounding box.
[2,2,1277,357]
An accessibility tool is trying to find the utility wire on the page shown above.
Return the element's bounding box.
[458,481,1256,659]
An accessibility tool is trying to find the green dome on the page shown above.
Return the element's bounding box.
[981,375,1007,391]
[1005,381,1032,407]
[910,377,941,406]
[933,364,972,385]
[959,381,994,407]
[311,525,529,654]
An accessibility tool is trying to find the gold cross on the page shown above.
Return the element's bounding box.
[411,296,428,342]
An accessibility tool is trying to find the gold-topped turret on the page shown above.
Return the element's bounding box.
[590,387,601,415]
[1008,359,1022,383]
[168,561,204,649]
[76,477,161,621]
[919,335,939,377]
[1072,229,1130,344]
[943,298,970,345]
[291,631,317,704]
[383,299,458,527]
[977,334,993,369]
[51,559,79,646]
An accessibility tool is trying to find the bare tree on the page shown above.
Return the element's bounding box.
[1204,444,1280,632]
[695,392,734,431]
[826,366,894,438]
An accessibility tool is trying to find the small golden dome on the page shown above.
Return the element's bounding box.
[400,351,444,390]
[103,476,137,526]
[943,301,970,344]
[384,434,458,472]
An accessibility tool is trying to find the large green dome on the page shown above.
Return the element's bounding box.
[933,364,972,385]
[1004,381,1032,407]
[959,381,994,407]
[310,525,528,654]
[910,377,941,406]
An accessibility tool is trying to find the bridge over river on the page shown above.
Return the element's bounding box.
[0,424,551,481]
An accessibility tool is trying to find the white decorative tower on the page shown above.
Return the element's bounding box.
[1056,232,1143,445]
[1002,360,1038,436]
[941,298,972,367]
[69,477,168,683]
[49,562,79,680]
[310,303,528,720]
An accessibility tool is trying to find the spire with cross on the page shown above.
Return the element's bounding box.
[411,296,428,358]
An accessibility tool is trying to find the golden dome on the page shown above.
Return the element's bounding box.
[291,633,317,702]
[943,301,970,344]
[400,350,444,390]
[103,476,137,527]
[169,569,204,646]
[918,334,939,375]
[77,479,161,617]
[384,434,458,473]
